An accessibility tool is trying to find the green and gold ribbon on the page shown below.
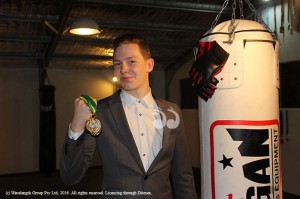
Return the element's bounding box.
[79,94,101,136]
[79,95,97,115]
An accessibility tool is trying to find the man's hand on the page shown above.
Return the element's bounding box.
[70,98,92,133]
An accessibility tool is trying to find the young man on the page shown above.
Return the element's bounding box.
[60,34,197,198]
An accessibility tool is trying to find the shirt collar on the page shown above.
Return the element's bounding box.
[120,89,156,109]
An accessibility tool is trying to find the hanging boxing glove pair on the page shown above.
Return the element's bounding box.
[189,41,229,101]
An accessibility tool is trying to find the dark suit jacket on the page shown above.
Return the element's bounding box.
[60,90,196,199]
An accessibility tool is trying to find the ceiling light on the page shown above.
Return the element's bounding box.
[70,18,100,35]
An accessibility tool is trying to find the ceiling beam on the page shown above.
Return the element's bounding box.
[0,52,112,60]
[0,34,50,43]
[0,14,210,33]
[0,52,171,61]
[44,0,76,69]
[0,52,174,63]
[54,54,112,60]
[62,36,197,47]
[95,19,209,32]
[0,14,57,23]
[84,0,231,13]
[0,52,44,59]
[0,34,197,47]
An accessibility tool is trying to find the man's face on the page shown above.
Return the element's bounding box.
[113,43,154,93]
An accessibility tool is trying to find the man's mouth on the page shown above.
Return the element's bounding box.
[121,77,133,81]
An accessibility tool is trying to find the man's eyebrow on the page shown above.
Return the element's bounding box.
[125,56,138,60]
[114,56,138,62]
[127,56,138,59]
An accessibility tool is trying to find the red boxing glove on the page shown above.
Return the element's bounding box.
[196,77,219,102]
[189,41,229,101]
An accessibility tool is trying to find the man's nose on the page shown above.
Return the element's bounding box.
[120,63,129,73]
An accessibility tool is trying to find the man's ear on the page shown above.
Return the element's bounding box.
[146,58,154,73]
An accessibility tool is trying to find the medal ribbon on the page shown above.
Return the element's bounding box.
[79,95,97,115]
[79,95,101,136]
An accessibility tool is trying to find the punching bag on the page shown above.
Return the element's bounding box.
[198,20,282,199]
[39,85,56,173]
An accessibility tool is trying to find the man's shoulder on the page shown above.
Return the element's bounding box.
[155,98,180,110]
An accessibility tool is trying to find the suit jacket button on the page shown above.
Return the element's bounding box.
[144,175,148,180]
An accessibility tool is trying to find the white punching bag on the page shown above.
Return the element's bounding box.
[199,19,282,199]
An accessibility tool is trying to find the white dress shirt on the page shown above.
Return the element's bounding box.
[69,89,163,171]
[120,89,163,171]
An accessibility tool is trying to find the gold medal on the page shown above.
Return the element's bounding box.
[86,117,101,136]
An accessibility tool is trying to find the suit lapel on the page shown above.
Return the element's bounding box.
[108,91,145,172]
